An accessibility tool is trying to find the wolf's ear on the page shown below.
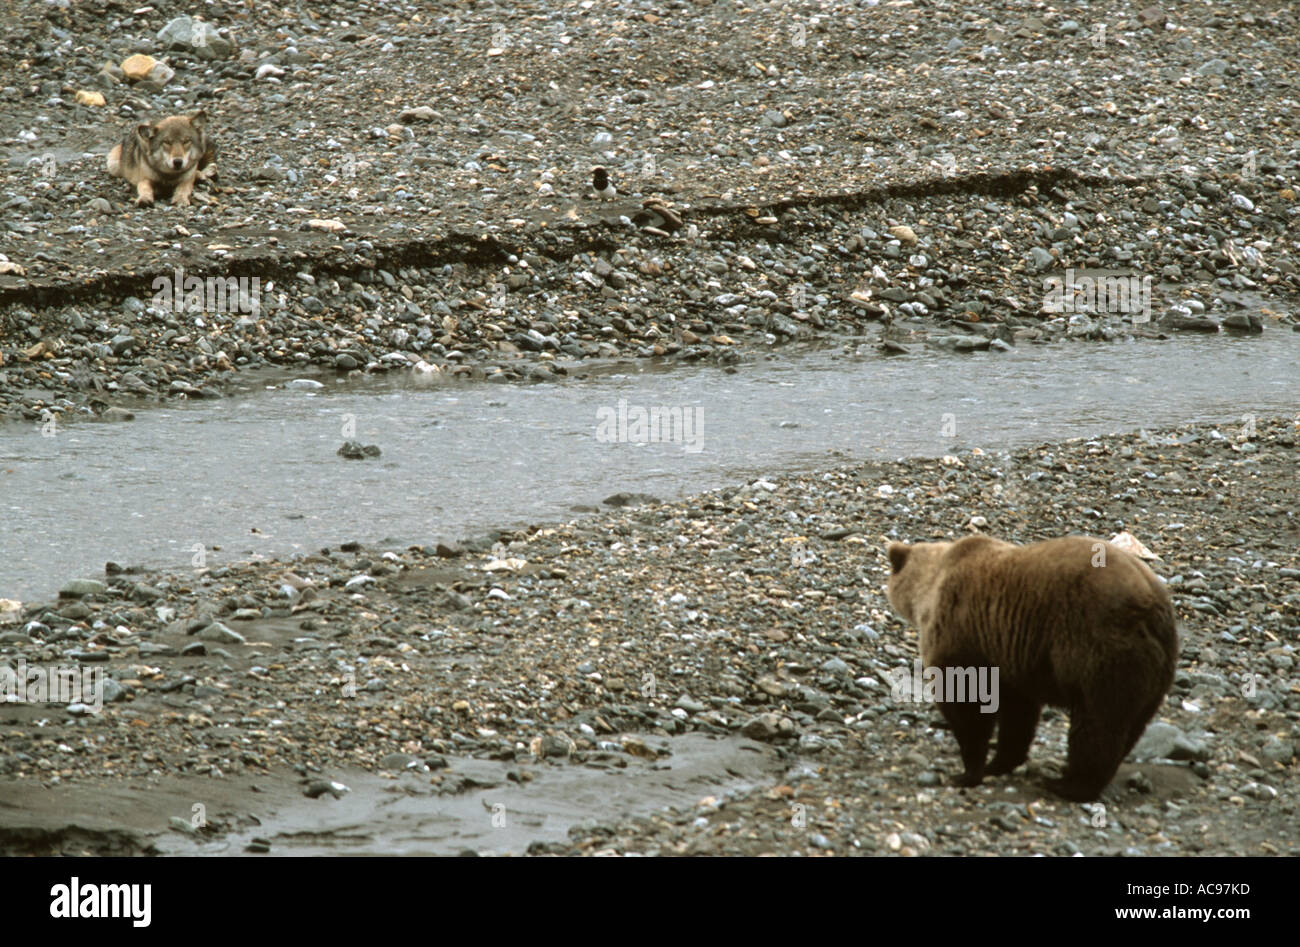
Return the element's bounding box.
[887,542,910,574]
[189,110,207,130]
[135,123,156,142]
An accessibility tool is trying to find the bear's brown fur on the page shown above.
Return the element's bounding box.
[886,534,1178,801]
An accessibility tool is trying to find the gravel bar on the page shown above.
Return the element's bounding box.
[3,0,1299,422]
[1,415,1296,856]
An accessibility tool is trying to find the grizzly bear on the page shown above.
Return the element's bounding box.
[885,534,1178,801]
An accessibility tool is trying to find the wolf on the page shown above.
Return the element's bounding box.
[107,111,215,206]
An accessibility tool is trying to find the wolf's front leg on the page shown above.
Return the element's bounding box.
[171,173,196,206]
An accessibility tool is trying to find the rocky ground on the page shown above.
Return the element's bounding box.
[1,415,1296,856]
[2,0,1299,424]
[0,0,1296,857]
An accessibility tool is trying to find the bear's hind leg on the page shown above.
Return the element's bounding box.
[937,700,995,787]
[987,689,1041,776]
[1048,703,1132,801]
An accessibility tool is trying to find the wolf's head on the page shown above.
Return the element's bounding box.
[136,111,207,174]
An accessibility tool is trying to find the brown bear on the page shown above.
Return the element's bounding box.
[885,534,1178,801]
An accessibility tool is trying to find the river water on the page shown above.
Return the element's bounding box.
[2,333,1297,603]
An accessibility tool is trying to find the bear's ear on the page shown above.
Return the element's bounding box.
[887,542,910,574]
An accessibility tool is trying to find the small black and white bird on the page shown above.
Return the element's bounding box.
[591,166,616,200]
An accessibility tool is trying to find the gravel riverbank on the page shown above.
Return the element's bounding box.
[3,0,1299,423]
[1,414,1296,855]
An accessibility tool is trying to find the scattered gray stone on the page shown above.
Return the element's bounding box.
[535,733,576,758]
[1137,6,1167,29]
[602,492,660,508]
[338,440,382,459]
[158,16,234,59]
[399,106,438,123]
[1133,721,1208,761]
[59,579,106,598]
[303,779,350,799]
[68,650,109,663]
[820,657,851,677]
[742,713,795,741]
[1259,735,1295,765]
[1222,313,1263,333]
[674,694,709,713]
[198,621,245,644]
[138,642,177,657]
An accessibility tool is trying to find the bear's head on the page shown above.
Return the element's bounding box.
[885,540,952,626]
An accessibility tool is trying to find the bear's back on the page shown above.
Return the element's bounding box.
[924,535,1176,697]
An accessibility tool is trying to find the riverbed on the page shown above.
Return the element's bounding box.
[3,332,1296,603]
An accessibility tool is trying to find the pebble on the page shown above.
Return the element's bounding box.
[157,15,234,59]
[820,657,850,677]
[59,579,106,598]
[119,54,156,81]
[674,695,709,714]
[1133,722,1208,762]
[337,441,382,459]
[303,780,350,799]
[198,621,245,644]
[888,225,918,245]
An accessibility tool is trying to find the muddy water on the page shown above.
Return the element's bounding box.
[0,732,781,856]
[165,733,779,856]
[2,333,1298,602]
